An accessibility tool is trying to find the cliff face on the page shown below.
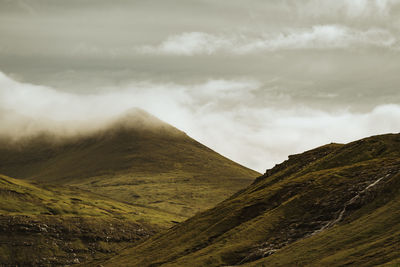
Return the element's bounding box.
[102,133,400,267]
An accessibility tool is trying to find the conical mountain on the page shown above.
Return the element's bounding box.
[0,108,259,223]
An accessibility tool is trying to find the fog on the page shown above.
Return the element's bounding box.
[1,72,399,172]
[1,0,400,171]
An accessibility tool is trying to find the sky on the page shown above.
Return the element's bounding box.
[1,0,400,172]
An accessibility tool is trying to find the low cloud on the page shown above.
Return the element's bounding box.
[0,71,399,172]
[137,25,397,56]
[139,32,231,56]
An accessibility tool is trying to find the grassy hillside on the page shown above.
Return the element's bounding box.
[0,174,160,266]
[0,174,182,225]
[101,133,400,266]
[0,109,259,224]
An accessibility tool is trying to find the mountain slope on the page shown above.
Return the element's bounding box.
[0,109,259,224]
[0,174,157,266]
[101,133,400,266]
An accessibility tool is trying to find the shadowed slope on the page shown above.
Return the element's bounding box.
[0,109,259,224]
[101,133,400,267]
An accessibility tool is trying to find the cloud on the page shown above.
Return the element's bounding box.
[293,0,400,18]
[0,71,399,172]
[138,32,232,56]
[137,25,398,56]
[328,0,399,17]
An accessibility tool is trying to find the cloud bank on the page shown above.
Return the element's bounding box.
[1,71,399,172]
[138,25,398,56]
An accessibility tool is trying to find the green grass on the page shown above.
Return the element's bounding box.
[0,174,169,266]
[247,171,400,266]
[0,174,182,226]
[100,133,400,266]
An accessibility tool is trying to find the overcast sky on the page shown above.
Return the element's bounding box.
[1,0,400,172]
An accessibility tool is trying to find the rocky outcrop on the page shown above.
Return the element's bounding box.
[0,215,154,266]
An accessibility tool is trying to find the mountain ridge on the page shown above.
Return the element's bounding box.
[101,133,400,266]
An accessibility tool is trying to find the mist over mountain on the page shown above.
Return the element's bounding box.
[0,109,258,221]
[0,1,399,266]
[1,1,400,172]
[0,71,399,172]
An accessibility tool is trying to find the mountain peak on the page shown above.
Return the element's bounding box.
[103,108,187,138]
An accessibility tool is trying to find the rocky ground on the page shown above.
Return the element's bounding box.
[0,215,155,266]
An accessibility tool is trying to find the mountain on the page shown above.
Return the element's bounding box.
[101,133,400,266]
[0,109,259,225]
[0,109,259,266]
